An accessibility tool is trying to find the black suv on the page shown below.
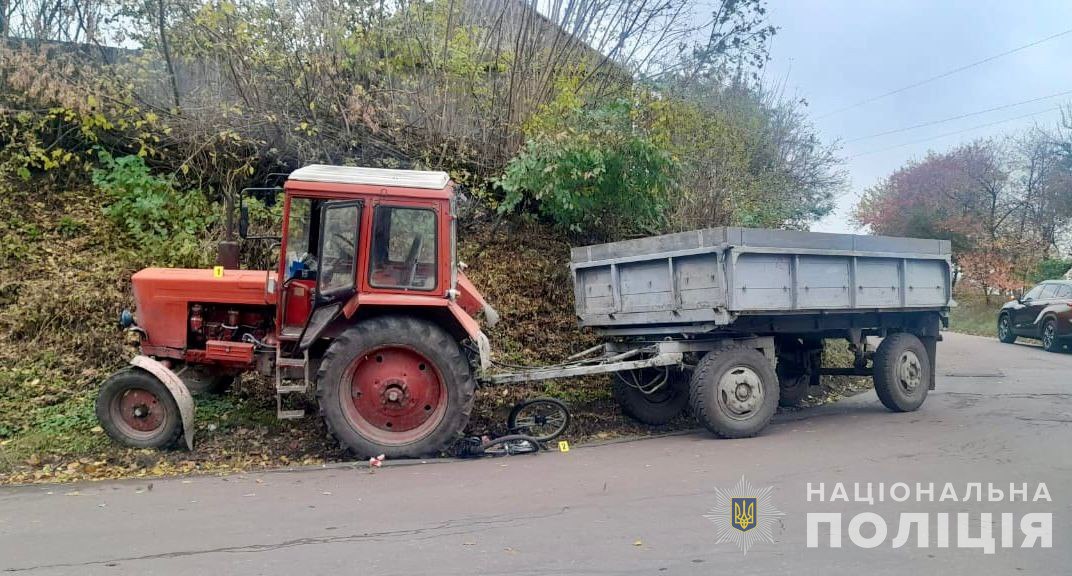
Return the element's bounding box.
[997,280,1072,352]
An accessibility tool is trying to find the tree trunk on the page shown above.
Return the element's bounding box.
[157,0,181,109]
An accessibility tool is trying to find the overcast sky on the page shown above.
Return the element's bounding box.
[758,0,1072,234]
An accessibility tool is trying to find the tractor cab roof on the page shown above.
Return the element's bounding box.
[285,165,453,200]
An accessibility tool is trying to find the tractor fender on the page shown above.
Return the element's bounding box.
[130,355,196,450]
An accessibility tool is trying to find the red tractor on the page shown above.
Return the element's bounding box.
[97,165,498,457]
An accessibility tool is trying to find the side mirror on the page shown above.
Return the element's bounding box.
[238,205,249,238]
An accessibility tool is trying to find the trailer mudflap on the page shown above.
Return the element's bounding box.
[130,355,196,450]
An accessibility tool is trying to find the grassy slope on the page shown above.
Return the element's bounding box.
[0,183,868,484]
[948,294,1002,338]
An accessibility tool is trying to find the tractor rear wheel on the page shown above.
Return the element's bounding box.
[316,316,476,458]
[95,367,183,449]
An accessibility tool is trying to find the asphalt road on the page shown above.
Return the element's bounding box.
[2,332,1070,575]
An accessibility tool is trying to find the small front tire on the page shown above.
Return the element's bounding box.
[96,367,183,449]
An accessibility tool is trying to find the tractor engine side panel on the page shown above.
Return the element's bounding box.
[131,268,276,360]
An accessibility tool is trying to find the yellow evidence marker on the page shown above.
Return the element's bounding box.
[213,265,224,278]
[558,440,570,452]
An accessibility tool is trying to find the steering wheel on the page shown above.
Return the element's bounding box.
[401,235,424,287]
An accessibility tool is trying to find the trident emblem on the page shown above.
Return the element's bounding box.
[731,497,757,531]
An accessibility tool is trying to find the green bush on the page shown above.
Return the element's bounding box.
[498,99,675,239]
[93,151,218,267]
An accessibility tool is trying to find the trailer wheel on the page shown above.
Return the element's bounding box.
[873,333,929,412]
[774,338,812,407]
[95,367,183,449]
[689,345,778,438]
[777,373,809,407]
[317,315,476,458]
[612,368,688,425]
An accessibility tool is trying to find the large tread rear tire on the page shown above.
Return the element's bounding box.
[611,369,688,425]
[873,333,930,412]
[316,315,476,458]
[95,367,183,449]
[689,345,779,439]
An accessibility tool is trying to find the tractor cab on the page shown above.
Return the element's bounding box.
[272,166,458,346]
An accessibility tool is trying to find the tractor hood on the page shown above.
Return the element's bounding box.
[130,268,275,350]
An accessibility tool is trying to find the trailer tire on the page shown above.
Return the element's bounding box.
[775,338,812,407]
[317,315,476,458]
[777,373,809,407]
[612,369,688,425]
[96,367,183,449]
[873,333,929,412]
[689,345,778,438]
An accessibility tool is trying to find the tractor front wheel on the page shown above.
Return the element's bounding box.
[317,316,476,458]
[96,367,183,449]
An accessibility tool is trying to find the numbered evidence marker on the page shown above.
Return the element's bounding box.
[558,440,570,453]
[213,265,225,278]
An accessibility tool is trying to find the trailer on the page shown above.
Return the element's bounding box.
[488,227,953,439]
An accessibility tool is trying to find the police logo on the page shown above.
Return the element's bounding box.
[731,497,757,531]
[704,477,785,554]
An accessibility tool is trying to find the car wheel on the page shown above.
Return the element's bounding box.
[1041,319,1060,353]
[997,313,1016,344]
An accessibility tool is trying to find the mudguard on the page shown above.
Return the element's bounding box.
[130,355,196,450]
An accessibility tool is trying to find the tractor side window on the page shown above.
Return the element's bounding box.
[369,206,437,290]
[285,198,315,280]
[318,202,361,296]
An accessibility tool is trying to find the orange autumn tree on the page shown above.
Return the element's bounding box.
[854,136,1071,303]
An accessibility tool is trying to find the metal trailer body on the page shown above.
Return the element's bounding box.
[488,227,951,439]
[570,226,953,336]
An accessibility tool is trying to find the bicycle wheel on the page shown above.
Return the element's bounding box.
[507,397,571,442]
